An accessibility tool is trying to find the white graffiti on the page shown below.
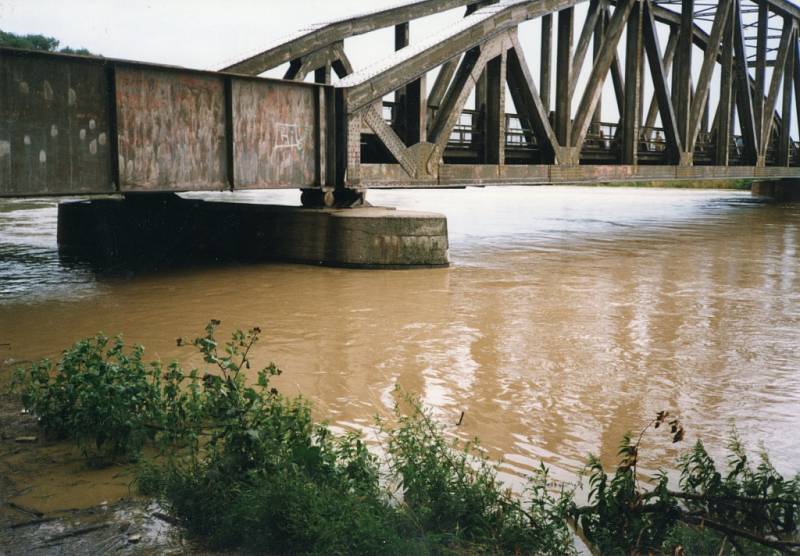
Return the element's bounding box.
[272,123,309,153]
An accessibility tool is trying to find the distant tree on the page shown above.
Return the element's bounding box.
[0,29,97,56]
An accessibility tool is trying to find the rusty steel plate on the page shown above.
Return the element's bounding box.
[0,50,113,196]
[116,66,227,191]
[232,79,317,188]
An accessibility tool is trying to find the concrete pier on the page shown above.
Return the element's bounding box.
[57,195,449,269]
[752,180,800,202]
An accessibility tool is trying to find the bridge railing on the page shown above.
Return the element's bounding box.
[379,97,781,169]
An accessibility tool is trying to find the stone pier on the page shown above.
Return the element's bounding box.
[57,195,449,269]
[751,180,800,202]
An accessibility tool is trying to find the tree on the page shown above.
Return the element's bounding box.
[0,29,96,56]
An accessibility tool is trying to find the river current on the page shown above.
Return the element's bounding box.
[1,186,798,485]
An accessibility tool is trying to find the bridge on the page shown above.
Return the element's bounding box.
[2,0,800,266]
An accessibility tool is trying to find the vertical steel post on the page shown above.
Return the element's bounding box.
[556,8,574,146]
[622,0,643,164]
[541,14,554,116]
[485,50,507,165]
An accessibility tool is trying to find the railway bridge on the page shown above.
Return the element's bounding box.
[2,0,799,266]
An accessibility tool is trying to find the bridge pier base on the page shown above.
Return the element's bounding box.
[57,195,449,269]
[300,188,367,208]
[751,180,800,202]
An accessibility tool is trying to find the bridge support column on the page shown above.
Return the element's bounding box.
[57,195,449,269]
[621,0,644,165]
[540,14,553,115]
[751,180,800,202]
[394,22,427,146]
[300,188,367,208]
[555,7,574,146]
[485,51,507,165]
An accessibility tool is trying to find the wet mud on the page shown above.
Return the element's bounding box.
[0,374,194,555]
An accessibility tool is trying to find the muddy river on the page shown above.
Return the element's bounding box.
[1,186,799,510]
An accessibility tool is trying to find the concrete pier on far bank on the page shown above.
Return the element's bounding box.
[752,180,800,202]
[57,195,449,269]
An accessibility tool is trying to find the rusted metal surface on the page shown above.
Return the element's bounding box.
[360,162,780,186]
[0,50,113,196]
[115,66,228,191]
[232,79,318,188]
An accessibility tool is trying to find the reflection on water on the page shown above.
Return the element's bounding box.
[1,187,799,484]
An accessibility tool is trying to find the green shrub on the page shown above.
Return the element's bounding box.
[11,335,161,463]
[574,414,800,555]
[384,394,575,554]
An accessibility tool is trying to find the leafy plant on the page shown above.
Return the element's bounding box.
[574,413,800,555]
[11,335,161,463]
[383,392,575,554]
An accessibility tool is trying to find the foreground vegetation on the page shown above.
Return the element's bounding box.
[11,322,800,554]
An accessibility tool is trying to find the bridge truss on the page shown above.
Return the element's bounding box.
[224,0,800,190]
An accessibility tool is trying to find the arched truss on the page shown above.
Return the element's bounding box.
[223,0,800,187]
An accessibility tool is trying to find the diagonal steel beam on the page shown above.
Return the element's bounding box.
[284,41,352,82]
[363,105,418,176]
[643,0,682,160]
[570,0,603,96]
[222,0,496,75]
[760,18,795,155]
[778,33,794,165]
[571,0,636,151]
[428,57,460,111]
[644,31,677,132]
[427,35,508,160]
[506,31,561,161]
[794,40,800,150]
[687,0,732,151]
[339,0,583,114]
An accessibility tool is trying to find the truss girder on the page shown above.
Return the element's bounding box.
[258,0,800,185]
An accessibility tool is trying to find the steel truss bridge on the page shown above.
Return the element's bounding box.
[3,0,800,202]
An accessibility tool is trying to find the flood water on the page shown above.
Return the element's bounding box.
[1,186,799,488]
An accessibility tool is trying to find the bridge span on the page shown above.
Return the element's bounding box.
[3,0,800,266]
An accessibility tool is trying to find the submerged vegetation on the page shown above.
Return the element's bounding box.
[11,322,800,554]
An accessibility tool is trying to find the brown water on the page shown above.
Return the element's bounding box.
[1,186,799,493]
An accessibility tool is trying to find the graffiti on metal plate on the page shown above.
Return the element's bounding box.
[0,52,112,195]
[232,79,316,187]
[115,67,227,190]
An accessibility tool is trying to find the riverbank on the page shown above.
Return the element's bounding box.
[0,369,192,554]
[574,178,753,189]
